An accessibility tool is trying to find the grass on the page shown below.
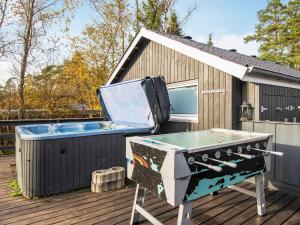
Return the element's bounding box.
[8,179,22,197]
[0,150,15,155]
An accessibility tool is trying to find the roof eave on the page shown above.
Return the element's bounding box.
[106,28,249,85]
[243,67,300,89]
[247,67,300,83]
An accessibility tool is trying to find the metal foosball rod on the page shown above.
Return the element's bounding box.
[249,148,284,156]
[207,158,237,168]
[222,149,255,159]
[193,161,223,173]
[231,152,255,159]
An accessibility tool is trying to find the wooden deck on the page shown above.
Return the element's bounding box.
[0,155,299,225]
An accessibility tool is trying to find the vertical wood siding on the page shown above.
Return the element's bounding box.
[118,41,234,131]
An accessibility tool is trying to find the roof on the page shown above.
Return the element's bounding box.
[156,31,300,79]
[106,28,300,89]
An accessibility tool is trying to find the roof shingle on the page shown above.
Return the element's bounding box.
[155,31,300,79]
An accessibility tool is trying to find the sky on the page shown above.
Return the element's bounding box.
[0,0,287,85]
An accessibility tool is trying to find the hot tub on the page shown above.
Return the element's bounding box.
[15,77,170,198]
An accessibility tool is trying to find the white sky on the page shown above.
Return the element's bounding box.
[194,33,259,56]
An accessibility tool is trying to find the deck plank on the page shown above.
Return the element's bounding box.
[100,199,170,225]
[54,194,157,225]
[192,186,256,224]
[283,208,300,225]
[223,191,288,225]
[0,156,299,225]
[2,189,135,224]
[263,198,300,225]
[202,189,278,225]
[10,190,139,225]
[161,184,252,225]
[243,195,298,225]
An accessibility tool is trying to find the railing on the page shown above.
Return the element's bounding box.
[0,109,101,120]
[0,117,102,154]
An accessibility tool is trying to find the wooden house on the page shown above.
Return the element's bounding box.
[106,28,300,131]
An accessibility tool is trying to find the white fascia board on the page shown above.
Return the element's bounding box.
[242,74,300,90]
[106,28,249,85]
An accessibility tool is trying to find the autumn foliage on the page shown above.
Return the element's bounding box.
[0,0,188,119]
[0,52,106,119]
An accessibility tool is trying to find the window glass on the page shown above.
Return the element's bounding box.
[168,85,198,115]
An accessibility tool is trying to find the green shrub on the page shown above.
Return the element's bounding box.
[8,179,22,197]
[0,150,15,155]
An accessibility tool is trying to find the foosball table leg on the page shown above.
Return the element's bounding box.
[255,174,266,216]
[130,184,146,224]
[177,202,192,225]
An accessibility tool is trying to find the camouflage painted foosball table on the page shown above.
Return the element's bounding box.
[126,129,283,225]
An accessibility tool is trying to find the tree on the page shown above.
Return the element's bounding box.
[207,33,213,46]
[24,52,103,118]
[0,0,8,27]
[138,0,195,34]
[161,0,175,32]
[138,0,163,30]
[0,78,19,119]
[244,0,292,65]
[0,0,13,58]
[62,52,103,115]
[134,0,141,32]
[167,11,182,35]
[72,0,133,74]
[10,0,71,118]
[245,0,300,69]
[285,0,300,69]
[244,0,288,64]
[24,65,65,117]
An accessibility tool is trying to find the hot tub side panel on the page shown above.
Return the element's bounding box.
[15,133,22,191]
[19,133,126,198]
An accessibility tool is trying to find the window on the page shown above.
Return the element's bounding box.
[168,81,198,122]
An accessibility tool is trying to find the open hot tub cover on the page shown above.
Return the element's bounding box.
[97,76,170,133]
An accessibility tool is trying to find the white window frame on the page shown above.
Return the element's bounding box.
[167,80,199,122]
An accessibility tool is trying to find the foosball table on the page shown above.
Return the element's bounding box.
[126,129,283,225]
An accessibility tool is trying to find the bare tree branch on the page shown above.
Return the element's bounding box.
[0,0,14,58]
[10,0,70,118]
[179,0,197,27]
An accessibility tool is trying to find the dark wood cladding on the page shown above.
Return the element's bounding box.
[16,133,126,198]
[118,40,234,130]
[232,78,243,129]
[259,84,300,122]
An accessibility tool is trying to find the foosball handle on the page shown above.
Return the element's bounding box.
[270,151,284,156]
[194,161,223,172]
[251,148,284,156]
